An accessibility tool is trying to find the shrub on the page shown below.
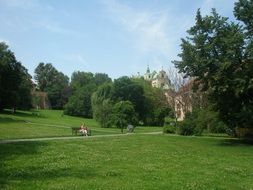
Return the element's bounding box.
[209,121,228,133]
[177,108,229,136]
[177,120,194,136]
[163,125,176,134]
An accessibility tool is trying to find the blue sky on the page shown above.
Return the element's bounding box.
[0,0,236,79]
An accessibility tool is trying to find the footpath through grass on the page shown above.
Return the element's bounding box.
[0,110,162,140]
[0,134,252,190]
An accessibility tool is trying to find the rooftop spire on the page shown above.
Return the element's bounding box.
[147,65,150,73]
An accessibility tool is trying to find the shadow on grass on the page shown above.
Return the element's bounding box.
[203,134,229,138]
[0,141,46,188]
[0,110,47,126]
[1,109,46,119]
[0,141,100,188]
[218,138,253,146]
[0,116,25,124]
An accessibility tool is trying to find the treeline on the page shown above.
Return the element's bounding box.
[33,63,172,127]
[91,77,171,127]
[0,43,171,127]
[62,73,171,126]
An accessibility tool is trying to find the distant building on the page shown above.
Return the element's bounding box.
[165,81,193,121]
[134,66,193,121]
[143,65,174,90]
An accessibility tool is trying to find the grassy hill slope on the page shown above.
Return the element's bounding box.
[0,110,161,140]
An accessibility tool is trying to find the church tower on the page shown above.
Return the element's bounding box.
[144,65,152,81]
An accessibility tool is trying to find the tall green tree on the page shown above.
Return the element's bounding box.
[234,0,253,37]
[65,71,112,118]
[34,63,57,92]
[16,68,33,110]
[34,63,69,109]
[138,78,171,126]
[94,73,112,86]
[113,76,145,121]
[70,71,94,90]
[174,6,253,129]
[112,101,138,133]
[0,42,32,111]
[91,83,114,127]
[64,84,95,117]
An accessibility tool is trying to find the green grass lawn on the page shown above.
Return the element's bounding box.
[0,110,162,140]
[0,135,252,190]
[1,110,252,189]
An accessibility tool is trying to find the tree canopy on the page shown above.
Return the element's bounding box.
[174,1,253,129]
[91,77,171,127]
[91,83,114,128]
[34,63,69,109]
[112,76,145,121]
[0,42,32,111]
[64,71,112,117]
[112,101,138,133]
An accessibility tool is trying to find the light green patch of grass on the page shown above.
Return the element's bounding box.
[134,126,162,133]
[0,110,162,140]
[0,110,119,139]
[0,135,252,189]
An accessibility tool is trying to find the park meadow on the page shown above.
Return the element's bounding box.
[1,0,253,189]
[0,110,253,190]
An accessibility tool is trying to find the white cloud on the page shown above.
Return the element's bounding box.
[103,0,171,56]
[0,0,76,36]
[200,0,215,15]
[38,20,77,35]
[0,0,38,9]
[102,0,196,71]
[200,0,237,16]
[102,0,236,71]
[64,53,87,65]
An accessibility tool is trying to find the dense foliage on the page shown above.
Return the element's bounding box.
[64,71,112,117]
[34,63,69,109]
[112,101,138,133]
[91,83,114,128]
[142,80,171,126]
[174,1,253,130]
[92,77,171,127]
[0,42,32,111]
[33,67,170,127]
[175,108,228,136]
[112,77,145,121]
[64,85,94,117]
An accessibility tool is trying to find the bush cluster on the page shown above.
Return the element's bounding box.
[163,125,176,134]
[177,109,228,136]
[164,108,228,136]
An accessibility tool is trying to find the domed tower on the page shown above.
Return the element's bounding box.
[155,68,172,90]
[144,65,152,81]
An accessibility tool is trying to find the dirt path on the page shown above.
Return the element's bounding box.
[0,132,162,144]
[25,121,123,133]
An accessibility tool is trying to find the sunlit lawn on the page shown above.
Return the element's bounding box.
[0,110,162,140]
[0,135,252,190]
